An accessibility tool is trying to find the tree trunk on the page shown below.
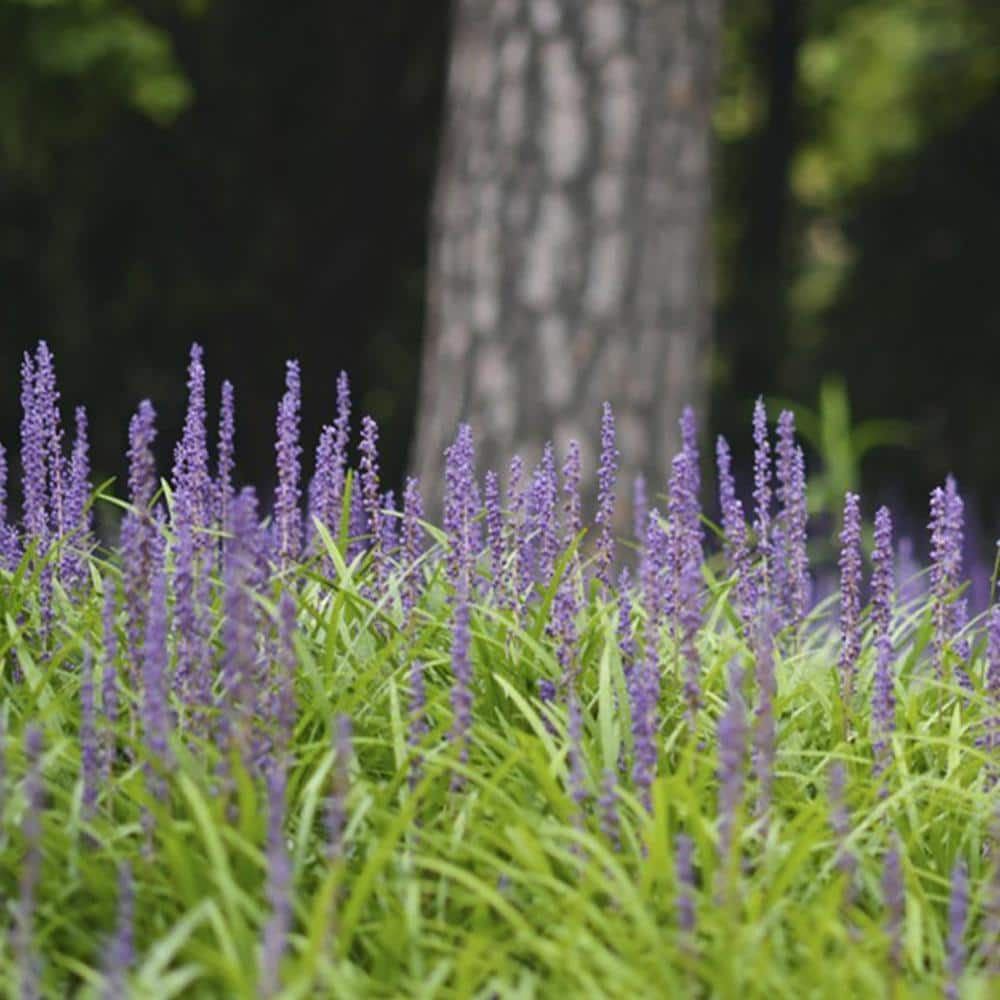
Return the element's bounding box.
[414,0,722,519]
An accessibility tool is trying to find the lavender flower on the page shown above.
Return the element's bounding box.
[595,403,618,593]
[616,567,636,676]
[946,859,968,1000]
[632,512,666,803]
[17,726,44,1000]
[871,506,896,780]
[561,440,582,555]
[62,406,93,588]
[752,397,773,607]
[680,407,703,567]
[775,411,808,627]
[219,488,264,771]
[716,436,739,567]
[883,836,905,972]
[20,350,48,547]
[566,689,588,809]
[260,762,292,995]
[328,714,352,860]
[358,414,384,578]
[599,768,620,849]
[838,492,863,707]
[34,342,66,545]
[717,662,747,872]
[101,583,120,783]
[443,424,477,591]
[102,862,135,1000]
[0,440,19,569]
[930,478,967,682]
[675,833,696,935]
[828,761,857,900]
[401,477,425,627]
[81,647,99,819]
[632,474,647,550]
[216,380,235,532]
[483,470,505,605]
[331,371,351,512]
[172,344,211,534]
[274,360,303,564]
[308,425,338,548]
[142,537,173,778]
[530,443,559,590]
[985,605,1000,770]
[678,555,703,728]
[449,583,473,789]
[121,401,158,680]
[379,489,398,559]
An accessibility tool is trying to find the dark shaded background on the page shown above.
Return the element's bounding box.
[2,0,1000,536]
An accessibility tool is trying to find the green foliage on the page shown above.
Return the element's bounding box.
[0,0,196,175]
[0,496,996,996]
[771,377,910,522]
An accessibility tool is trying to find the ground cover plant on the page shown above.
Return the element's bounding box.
[0,342,997,998]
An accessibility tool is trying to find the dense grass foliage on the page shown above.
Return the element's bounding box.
[0,344,997,998]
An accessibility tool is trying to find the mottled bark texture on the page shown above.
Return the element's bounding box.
[415,0,722,519]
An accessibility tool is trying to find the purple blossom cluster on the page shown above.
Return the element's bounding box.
[2,343,997,991]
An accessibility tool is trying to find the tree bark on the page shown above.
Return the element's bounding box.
[414,0,722,519]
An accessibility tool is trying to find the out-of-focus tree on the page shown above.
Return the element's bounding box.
[414,0,723,515]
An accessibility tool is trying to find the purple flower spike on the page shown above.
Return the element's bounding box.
[401,477,425,627]
[752,397,773,607]
[946,859,968,1000]
[679,408,703,567]
[506,455,528,613]
[828,761,857,901]
[17,725,44,1000]
[216,380,235,532]
[883,836,905,972]
[599,768,620,849]
[443,424,477,592]
[871,506,896,781]
[675,833,696,935]
[632,474,647,550]
[34,342,66,544]
[717,662,747,871]
[775,412,808,627]
[358,414,383,561]
[449,584,473,790]
[142,538,173,779]
[219,488,264,770]
[20,350,48,548]
[561,440,582,555]
[81,647,99,819]
[0,440,19,569]
[274,360,303,564]
[679,555,703,728]
[632,512,665,804]
[101,584,120,783]
[716,436,739,566]
[62,405,93,589]
[308,425,337,548]
[331,371,351,512]
[121,401,158,679]
[838,493,863,707]
[930,478,967,683]
[483,471,505,605]
[595,403,618,593]
[260,762,292,995]
[172,344,211,534]
[985,605,1000,770]
[103,862,135,1000]
[530,443,559,590]
[379,489,398,559]
[616,567,636,676]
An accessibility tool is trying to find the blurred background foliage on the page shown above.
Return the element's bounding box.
[1,0,999,535]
